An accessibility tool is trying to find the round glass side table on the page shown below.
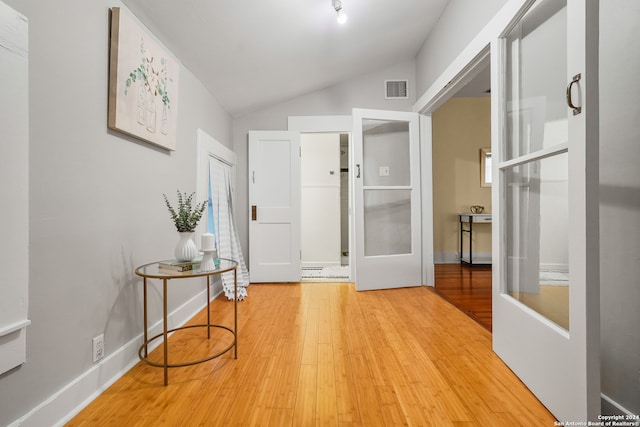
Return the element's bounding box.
[135,258,238,385]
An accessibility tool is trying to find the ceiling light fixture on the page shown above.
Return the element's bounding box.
[332,0,347,24]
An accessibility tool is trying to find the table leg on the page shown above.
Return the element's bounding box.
[143,277,148,358]
[163,278,168,386]
[234,268,237,359]
[460,218,463,264]
[207,275,211,339]
[469,219,474,265]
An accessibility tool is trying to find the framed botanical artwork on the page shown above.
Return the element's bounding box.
[108,7,179,150]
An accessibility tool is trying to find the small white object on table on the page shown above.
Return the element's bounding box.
[200,233,218,271]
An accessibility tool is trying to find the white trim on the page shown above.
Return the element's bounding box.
[8,286,222,427]
[434,252,493,265]
[0,319,30,337]
[420,115,435,286]
[540,263,569,273]
[417,48,490,114]
[287,116,354,282]
[498,143,569,170]
[288,115,352,132]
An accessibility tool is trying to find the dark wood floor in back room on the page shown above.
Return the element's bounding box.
[433,263,493,331]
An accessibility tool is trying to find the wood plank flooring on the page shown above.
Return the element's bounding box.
[433,264,493,331]
[66,279,556,426]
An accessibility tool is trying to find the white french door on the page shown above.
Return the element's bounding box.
[352,109,422,291]
[248,131,301,282]
[492,0,600,422]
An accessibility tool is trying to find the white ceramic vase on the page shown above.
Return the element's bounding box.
[174,232,198,262]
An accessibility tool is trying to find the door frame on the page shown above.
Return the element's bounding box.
[288,115,354,281]
[414,0,537,287]
[196,128,237,240]
[288,115,434,287]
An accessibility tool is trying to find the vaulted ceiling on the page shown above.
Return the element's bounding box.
[122,0,451,116]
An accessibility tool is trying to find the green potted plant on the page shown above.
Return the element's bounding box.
[163,191,207,261]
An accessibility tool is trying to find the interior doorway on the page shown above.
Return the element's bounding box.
[430,55,494,324]
[300,132,351,281]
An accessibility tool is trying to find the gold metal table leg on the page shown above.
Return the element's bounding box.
[234,268,237,359]
[143,277,148,358]
[163,278,168,386]
[207,275,211,339]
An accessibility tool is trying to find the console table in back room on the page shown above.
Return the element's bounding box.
[458,213,492,265]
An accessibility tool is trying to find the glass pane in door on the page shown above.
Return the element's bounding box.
[504,0,568,161]
[503,0,570,330]
[362,119,410,186]
[361,118,412,257]
[505,153,569,330]
[364,189,411,256]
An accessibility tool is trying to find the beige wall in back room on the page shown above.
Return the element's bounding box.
[432,97,492,259]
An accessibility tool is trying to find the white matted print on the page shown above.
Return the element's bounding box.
[108,7,179,150]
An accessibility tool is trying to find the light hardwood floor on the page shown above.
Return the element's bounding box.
[66,282,556,426]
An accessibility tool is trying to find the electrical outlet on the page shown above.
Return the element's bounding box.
[92,334,104,363]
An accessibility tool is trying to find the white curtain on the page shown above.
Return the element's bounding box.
[209,157,250,300]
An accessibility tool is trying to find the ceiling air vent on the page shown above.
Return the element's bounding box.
[385,80,408,99]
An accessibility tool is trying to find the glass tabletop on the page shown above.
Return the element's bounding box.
[135,258,238,279]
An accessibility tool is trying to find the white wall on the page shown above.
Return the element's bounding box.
[415,0,508,95]
[0,1,232,425]
[233,59,417,264]
[599,0,640,415]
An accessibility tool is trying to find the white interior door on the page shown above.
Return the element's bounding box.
[248,131,301,282]
[352,109,421,291]
[492,0,600,422]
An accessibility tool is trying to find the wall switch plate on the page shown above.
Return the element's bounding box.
[92,334,104,363]
[379,166,390,176]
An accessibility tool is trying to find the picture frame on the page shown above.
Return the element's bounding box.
[108,7,179,150]
[480,147,492,187]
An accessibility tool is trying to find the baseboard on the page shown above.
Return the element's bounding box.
[601,393,637,417]
[434,252,492,264]
[434,252,459,264]
[301,262,341,268]
[9,281,222,427]
[540,263,569,273]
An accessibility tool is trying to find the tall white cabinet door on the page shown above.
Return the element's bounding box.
[248,131,301,283]
[491,0,600,422]
[352,109,422,291]
[301,133,341,268]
